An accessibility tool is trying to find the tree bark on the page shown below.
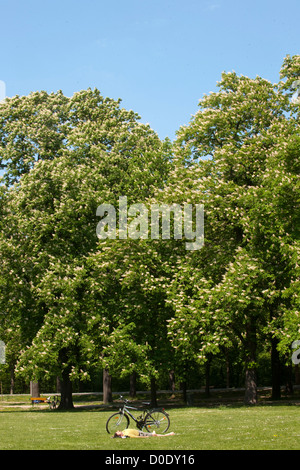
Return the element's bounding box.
[57,349,74,409]
[58,372,74,409]
[205,355,212,397]
[169,370,176,395]
[56,376,61,393]
[244,367,257,405]
[30,381,40,397]
[10,367,15,395]
[225,349,230,388]
[103,368,112,404]
[244,320,257,405]
[150,377,157,407]
[129,372,137,398]
[181,381,187,403]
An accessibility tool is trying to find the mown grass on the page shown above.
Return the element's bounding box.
[0,401,299,450]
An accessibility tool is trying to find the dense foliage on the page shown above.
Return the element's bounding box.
[0,56,299,406]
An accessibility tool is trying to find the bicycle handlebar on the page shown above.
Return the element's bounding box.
[119,395,130,404]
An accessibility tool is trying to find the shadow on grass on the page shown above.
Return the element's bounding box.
[1,388,299,413]
[55,388,300,412]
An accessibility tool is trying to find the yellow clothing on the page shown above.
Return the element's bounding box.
[123,429,140,438]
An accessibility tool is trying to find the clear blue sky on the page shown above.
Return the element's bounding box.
[0,0,299,140]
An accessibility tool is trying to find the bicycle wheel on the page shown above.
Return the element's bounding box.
[144,410,170,433]
[50,400,56,410]
[106,412,130,434]
[51,396,60,409]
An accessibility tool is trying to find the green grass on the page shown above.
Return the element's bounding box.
[0,403,299,450]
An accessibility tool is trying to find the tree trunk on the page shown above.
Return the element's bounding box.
[205,355,212,397]
[58,373,74,409]
[10,367,15,395]
[226,350,230,388]
[150,377,157,407]
[244,320,257,405]
[57,349,74,409]
[129,372,137,398]
[181,381,187,403]
[30,381,40,397]
[56,376,61,393]
[271,337,281,400]
[244,367,257,405]
[103,368,112,404]
[169,370,176,395]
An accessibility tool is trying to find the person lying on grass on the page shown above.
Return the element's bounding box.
[113,429,175,438]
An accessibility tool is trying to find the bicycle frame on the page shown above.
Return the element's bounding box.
[106,396,170,434]
[119,402,147,427]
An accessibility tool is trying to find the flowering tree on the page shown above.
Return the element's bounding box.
[0,89,170,408]
[84,235,179,406]
[0,90,69,186]
[0,57,298,407]
[166,56,299,404]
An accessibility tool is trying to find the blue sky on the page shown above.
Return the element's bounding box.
[0,0,299,140]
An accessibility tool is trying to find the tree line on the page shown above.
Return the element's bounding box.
[0,55,299,408]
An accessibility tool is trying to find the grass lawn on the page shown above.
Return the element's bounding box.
[0,397,299,450]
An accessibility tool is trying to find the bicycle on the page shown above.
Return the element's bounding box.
[106,395,170,434]
[47,395,60,409]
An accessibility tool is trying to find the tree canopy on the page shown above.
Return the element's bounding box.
[0,56,299,407]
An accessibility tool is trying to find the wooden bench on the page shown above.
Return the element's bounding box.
[30,397,48,406]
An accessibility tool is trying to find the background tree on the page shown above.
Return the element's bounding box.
[0,57,298,406]
[0,90,69,186]
[0,89,171,408]
[166,58,299,404]
[85,235,177,406]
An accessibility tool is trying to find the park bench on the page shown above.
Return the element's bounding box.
[30,397,49,406]
[30,395,60,409]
